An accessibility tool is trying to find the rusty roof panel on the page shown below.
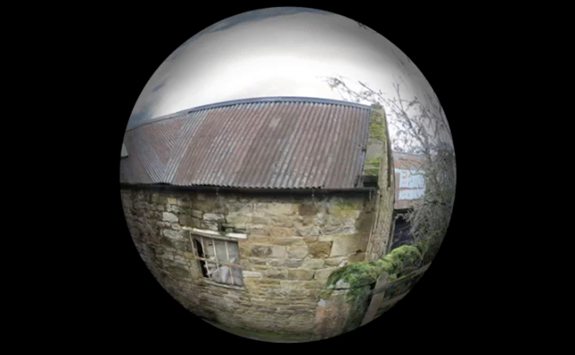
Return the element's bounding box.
[120,114,185,184]
[121,98,372,189]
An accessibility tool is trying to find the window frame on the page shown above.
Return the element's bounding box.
[186,227,246,287]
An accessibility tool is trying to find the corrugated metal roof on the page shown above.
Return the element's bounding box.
[121,97,372,189]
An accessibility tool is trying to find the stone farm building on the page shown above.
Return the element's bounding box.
[120,97,427,342]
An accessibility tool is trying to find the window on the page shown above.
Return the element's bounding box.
[190,232,244,287]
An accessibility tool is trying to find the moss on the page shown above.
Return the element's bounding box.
[369,117,386,141]
[364,167,380,176]
[316,243,426,331]
[320,244,424,300]
[364,156,381,167]
[363,156,381,176]
[343,285,371,331]
[330,200,360,218]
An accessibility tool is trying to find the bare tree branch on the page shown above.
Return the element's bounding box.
[324,76,456,261]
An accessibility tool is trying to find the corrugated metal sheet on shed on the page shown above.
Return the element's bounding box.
[120,97,372,189]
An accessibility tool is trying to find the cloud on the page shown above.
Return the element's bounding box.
[198,7,330,35]
[128,109,151,127]
[164,8,329,65]
[152,82,166,92]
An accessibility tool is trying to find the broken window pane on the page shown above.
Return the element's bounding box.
[192,234,244,286]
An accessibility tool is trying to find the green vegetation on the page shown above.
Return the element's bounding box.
[368,115,387,141]
[318,243,426,331]
[363,156,381,176]
[330,200,361,217]
[319,243,424,300]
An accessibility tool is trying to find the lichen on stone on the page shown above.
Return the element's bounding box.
[329,199,361,218]
[369,116,386,141]
[363,156,381,176]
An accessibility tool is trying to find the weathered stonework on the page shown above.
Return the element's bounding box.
[120,188,378,341]
[365,104,396,261]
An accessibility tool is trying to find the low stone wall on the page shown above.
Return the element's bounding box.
[313,244,429,338]
[120,187,376,340]
[372,265,428,318]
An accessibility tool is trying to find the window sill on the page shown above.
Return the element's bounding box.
[183,227,247,240]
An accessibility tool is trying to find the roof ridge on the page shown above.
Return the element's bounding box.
[125,96,371,131]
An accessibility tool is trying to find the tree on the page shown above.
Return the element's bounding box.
[325,76,456,263]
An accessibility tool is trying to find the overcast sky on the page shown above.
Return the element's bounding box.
[127,7,448,147]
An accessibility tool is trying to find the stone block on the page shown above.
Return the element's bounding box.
[250,245,272,257]
[314,267,339,281]
[264,268,288,279]
[203,213,225,222]
[159,236,174,248]
[248,228,266,236]
[302,259,325,269]
[177,199,191,207]
[162,229,183,240]
[260,203,297,216]
[301,215,315,226]
[269,259,304,268]
[249,258,271,267]
[330,235,365,257]
[308,241,332,258]
[242,271,263,278]
[298,204,319,216]
[287,245,308,259]
[162,212,179,222]
[168,204,188,214]
[178,214,194,226]
[166,265,190,279]
[348,252,366,263]
[167,197,178,205]
[324,257,347,267]
[270,245,287,258]
[191,217,201,228]
[269,227,292,238]
[322,217,356,234]
[226,213,251,225]
[288,269,315,280]
[247,236,273,244]
[252,215,272,225]
[272,217,295,228]
[201,221,219,231]
[295,225,321,237]
[273,237,305,246]
[191,209,203,219]
[156,221,172,229]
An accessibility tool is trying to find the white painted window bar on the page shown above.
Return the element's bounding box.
[186,228,245,287]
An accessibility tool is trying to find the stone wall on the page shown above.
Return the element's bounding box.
[365,105,395,261]
[313,244,429,339]
[120,188,376,341]
[370,263,430,320]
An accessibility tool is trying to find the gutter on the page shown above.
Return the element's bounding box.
[119,182,377,195]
